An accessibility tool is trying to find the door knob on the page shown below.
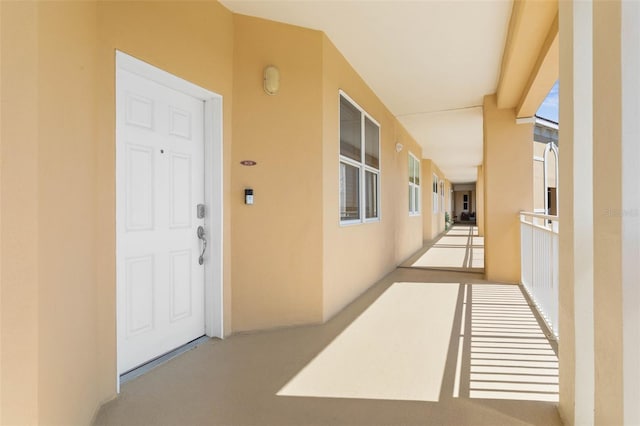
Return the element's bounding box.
[197,225,207,265]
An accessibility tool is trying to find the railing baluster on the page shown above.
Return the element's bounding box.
[519,211,559,340]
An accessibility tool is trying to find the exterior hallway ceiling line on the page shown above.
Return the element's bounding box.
[221,0,514,183]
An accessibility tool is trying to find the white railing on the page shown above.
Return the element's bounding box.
[520,212,559,339]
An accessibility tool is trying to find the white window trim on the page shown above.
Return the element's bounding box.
[409,153,420,216]
[433,174,439,213]
[440,181,445,213]
[339,90,381,225]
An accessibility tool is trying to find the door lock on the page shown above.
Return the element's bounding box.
[197,204,206,219]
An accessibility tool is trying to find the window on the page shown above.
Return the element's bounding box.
[340,93,380,223]
[463,194,469,211]
[440,181,445,212]
[408,154,420,215]
[433,174,439,213]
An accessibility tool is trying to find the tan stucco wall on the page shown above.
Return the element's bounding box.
[231,15,324,331]
[1,2,430,423]
[38,3,101,423]
[1,1,235,424]
[593,1,623,423]
[1,2,40,424]
[558,2,584,423]
[321,36,423,320]
[477,166,485,236]
[533,159,545,210]
[558,1,577,415]
[396,126,425,263]
[533,141,557,213]
[97,0,236,409]
[483,94,533,283]
[453,190,475,215]
[445,180,453,221]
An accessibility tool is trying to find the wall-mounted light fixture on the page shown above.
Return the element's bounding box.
[395,142,404,153]
[263,65,280,95]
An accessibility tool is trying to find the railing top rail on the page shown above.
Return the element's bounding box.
[520,211,560,222]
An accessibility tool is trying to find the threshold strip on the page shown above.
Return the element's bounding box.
[120,335,210,384]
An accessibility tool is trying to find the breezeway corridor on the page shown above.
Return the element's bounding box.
[95,228,560,426]
[404,225,484,272]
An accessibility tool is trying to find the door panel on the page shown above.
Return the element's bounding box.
[126,144,155,230]
[117,69,205,374]
[170,153,192,228]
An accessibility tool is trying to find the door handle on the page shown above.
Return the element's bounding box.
[197,225,207,265]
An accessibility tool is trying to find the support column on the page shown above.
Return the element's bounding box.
[477,165,485,236]
[593,2,623,424]
[620,3,640,424]
[558,1,595,425]
[482,94,533,283]
[559,1,640,424]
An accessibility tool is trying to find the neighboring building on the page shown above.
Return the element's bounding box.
[533,116,559,215]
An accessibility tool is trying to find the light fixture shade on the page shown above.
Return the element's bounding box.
[395,143,404,153]
[263,65,280,95]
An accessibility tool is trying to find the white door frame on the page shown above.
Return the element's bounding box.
[115,51,224,389]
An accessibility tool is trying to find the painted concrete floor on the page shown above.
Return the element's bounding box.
[404,225,485,272]
[95,231,561,426]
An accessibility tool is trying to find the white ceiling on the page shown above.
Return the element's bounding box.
[221,0,513,183]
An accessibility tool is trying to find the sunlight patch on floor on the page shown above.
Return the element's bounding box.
[278,282,459,402]
[411,226,483,269]
[466,285,559,402]
[412,246,468,268]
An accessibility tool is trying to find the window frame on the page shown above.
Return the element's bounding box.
[408,153,421,216]
[339,91,381,225]
[440,181,445,213]
[432,174,439,213]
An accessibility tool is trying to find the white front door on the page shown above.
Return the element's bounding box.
[116,68,206,374]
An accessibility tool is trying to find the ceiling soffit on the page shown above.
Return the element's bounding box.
[496,0,559,112]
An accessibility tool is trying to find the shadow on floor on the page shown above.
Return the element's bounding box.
[95,266,561,426]
[402,225,484,274]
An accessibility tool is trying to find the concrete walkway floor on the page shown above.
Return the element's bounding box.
[95,251,561,425]
[403,225,485,273]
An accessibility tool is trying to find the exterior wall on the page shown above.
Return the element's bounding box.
[1,5,428,422]
[483,94,533,283]
[558,2,591,423]
[38,3,100,424]
[533,155,545,211]
[231,15,324,331]
[321,36,423,320]
[1,2,40,424]
[1,1,236,424]
[593,2,623,423]
[452,183,476,223]
[97,0,235,406]
[620,3,640,423]
[547,150,557,188]
[454,192,464,215]
[559,3,640,424]
[533,140,558,213]
[396,126,425,262]
[421,159,446,241]
[477,166,485,236]
[445,180,453,223]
